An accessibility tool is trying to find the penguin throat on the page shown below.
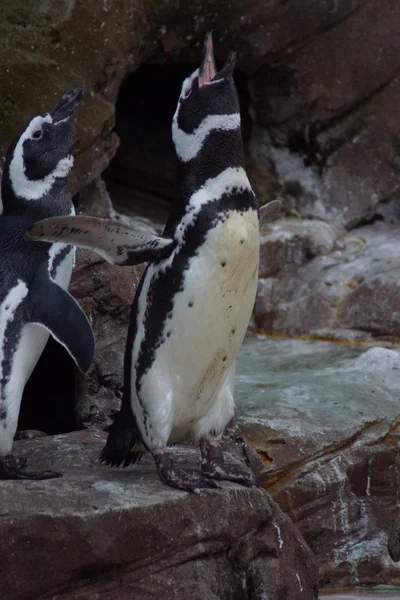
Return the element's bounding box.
[8,155,74,201]
[199,60,217,87]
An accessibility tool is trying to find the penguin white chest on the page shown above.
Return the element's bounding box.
[135,208,259,445]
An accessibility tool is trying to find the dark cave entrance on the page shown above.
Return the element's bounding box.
[18,337,77,436]
[103,62,252,220]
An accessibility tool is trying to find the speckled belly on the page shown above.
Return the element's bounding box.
[138,208,260,442]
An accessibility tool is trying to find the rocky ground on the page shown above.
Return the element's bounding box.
[0,429,318,600]
[236,336,400,591]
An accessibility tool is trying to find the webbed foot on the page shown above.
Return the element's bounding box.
[200,439,260,488]
[153,449,219,493]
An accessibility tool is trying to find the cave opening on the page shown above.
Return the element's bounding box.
[18,337,77,436]
[103,62,252,222]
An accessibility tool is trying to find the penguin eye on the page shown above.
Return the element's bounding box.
[32,129,43,140]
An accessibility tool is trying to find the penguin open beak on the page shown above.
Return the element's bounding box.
[50,88,84,123]
[198,32,236,87]
[199,32,217,87]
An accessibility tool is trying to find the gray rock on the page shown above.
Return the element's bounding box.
[0,428,319,600]
[235,335,400,589]
[259,217,337,278]
[75,177,114,219]
[255,222,400,339]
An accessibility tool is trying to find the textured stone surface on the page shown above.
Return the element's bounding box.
[70,249,144,429]
[0,428,318,600]
[255,222,400,340]
[320,593,400,599]
[235,335,400,589]
[75,177,113,219]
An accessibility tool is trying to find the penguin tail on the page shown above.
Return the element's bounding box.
[99,407,147,468]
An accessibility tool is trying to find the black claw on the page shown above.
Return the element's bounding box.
[0,455,62,481]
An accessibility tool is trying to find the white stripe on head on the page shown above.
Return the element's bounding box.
[0,280,28,385]
[180,69,199,99]
[174,166,252,244]
[172,113,240,163]
[8,113,74,201]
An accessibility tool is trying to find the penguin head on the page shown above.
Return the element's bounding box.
[2,88,84,207]
[172,33,240,163]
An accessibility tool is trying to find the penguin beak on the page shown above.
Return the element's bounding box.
[198,33,236,87]
[50,88,84,123]
[199,32,217,87]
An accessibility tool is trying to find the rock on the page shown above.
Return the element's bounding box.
[69,249,144,430]
[254,222,400,340]
[74,177,114,219]
[0,0,148,193]
[259,217,337,278]
[319,594,400,599]
[235,335,400,589]
[246,1,400,230]
[0,428,319,600]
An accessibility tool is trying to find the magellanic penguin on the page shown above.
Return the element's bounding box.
[0,89,94,480]
[27,34,281,491]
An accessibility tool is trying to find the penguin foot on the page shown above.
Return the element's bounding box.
[200,440,261,488]
[0,455,62,480]
[153,449,219,493]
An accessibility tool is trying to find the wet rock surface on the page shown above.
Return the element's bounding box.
[0,428,318,600]
[235,335,400,590]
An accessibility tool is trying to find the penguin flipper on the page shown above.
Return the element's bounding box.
[27,216,175,266]
[259,200,282,227]
[26,278,95,372]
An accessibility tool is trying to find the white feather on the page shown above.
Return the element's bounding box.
[174,166,252,244]
[172,113,240,163]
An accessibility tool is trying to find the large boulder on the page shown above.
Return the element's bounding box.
[0,428,319,600]
[236,335,400,589]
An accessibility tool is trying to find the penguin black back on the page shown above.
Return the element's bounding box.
[0,88,94,481]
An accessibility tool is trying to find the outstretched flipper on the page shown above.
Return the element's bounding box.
[26,276,94,372]
[259,199,282,227]
[27,216,175,266]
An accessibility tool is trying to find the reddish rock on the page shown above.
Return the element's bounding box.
[0,428,319,600]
